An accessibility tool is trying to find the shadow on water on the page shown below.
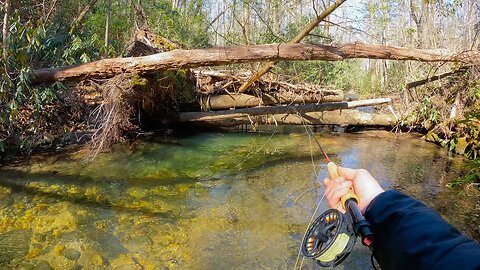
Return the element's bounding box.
[0,171,180,219]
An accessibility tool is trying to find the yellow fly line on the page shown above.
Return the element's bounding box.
[316,233,351,263]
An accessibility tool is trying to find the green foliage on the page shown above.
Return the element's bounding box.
[222,32,245,46]
[257,31,284,44]
[146,1,211,48]
[260,17,369,91]
[0,4,101,142]
[448,159,480,188]
[62,35,101,65]
[271,59,383,96]
[86,0,211,53]
[457,110,480,159]
[323,61,363,90]
[0,14,45,125]
[418,97,441,127]
[401,98,440,131]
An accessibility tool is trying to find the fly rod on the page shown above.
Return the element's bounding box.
[300,130,374,267]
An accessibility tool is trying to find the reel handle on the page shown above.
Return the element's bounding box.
[327,162,359,209]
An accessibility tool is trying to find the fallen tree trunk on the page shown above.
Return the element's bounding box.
[200,91,344,110]
[178,98,391,122]
[405,66,470,89]
[177,109,395,127]
[32,43,480,85]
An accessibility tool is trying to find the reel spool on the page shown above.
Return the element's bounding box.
[301,209,357,267]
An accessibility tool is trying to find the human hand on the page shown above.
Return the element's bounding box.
[324,167,384,214]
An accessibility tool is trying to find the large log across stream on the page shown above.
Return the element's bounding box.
[201,90,344,110]
[176,110,395,127]
[32,43,480,84]
[177,98,391,123]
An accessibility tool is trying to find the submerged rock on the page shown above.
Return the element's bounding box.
[0,195,14,209]
[0,229,31,264]
[68,263,82,270]
[32,202,77,235]
[77,249,109,269]
[83,227,128,258]
[33,260,53,270]
[110,254,139,270]
[0,186,11,197]
[62,248,81,261]
[15,261,35,270]
[124,235,154,249]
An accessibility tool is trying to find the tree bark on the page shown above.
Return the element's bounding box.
[405,66,470,89]
[175,109,395,127]
[237,0,347,93]
[242,0,251,45]
[31,42,480,85]
[410,0,423,48]
[323,0,331,36]
[2,0,9,61]
[201,90,344,110]
[104,0,110,49]
[178,98,391,122]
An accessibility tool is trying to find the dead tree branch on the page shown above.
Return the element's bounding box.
[31,42,480,85]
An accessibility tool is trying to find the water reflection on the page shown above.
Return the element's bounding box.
[0,130,475,269]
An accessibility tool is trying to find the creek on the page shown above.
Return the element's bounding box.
[0,129,477,269]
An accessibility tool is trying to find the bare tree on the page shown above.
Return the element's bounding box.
[238,0,347,93]
[2,0,9,61]
[105,0,111,49]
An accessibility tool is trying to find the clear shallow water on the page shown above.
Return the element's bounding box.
[0,130,477,269]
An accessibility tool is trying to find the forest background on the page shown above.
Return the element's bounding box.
[0,0,479,186]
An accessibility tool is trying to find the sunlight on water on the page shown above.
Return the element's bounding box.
[0,130,475,269]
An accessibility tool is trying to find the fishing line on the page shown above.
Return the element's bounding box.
[294,111,376,269]
[299,114,319,180]
[294,192,326,270]
[293,112,376,269]
[234,129,277,169]
[289,120,320,203]
[294,112,328,270]
[291,125,322,205]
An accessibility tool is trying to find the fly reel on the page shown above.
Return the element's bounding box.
[301,209,357,267]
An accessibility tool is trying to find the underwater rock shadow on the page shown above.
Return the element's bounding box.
[0,170,187,220]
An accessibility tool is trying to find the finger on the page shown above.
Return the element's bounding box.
[324,177,334,196]
[327,181,350,202]
[328,181,352,204]
[328,198,345,213]
[323,177,330,187]
[337,166,358,180]
[328,195,342,210]
[327,179,344,201]
[325,176,344,199]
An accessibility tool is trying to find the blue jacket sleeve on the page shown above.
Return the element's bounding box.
[365,190,480,270]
